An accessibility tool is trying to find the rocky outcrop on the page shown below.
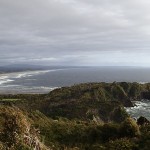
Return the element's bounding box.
[137,116,150,126]
[141,92,150,100]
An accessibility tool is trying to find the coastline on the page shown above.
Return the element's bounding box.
[0,69,58,94]
[0,69,51,77]
[0,86,58,94]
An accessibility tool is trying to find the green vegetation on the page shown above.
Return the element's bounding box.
[0,98,21,102]
[0,82,150,149]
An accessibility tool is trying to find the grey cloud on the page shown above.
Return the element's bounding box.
[0,0,150,66]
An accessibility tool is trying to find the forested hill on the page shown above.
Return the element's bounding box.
[0,82,150,149]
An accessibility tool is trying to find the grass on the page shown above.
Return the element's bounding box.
[0,98,22,102]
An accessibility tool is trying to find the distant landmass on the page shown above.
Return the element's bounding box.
[0,64,79,74]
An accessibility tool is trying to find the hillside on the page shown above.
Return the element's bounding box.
[0,82,150,149]
[0,105,49,150]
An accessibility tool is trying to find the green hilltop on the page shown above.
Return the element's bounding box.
[0,82,150,149]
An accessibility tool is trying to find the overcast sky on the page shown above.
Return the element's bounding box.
[0,0,150,66]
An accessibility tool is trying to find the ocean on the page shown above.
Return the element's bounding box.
[1,66,150,94]
[0,66,150,119]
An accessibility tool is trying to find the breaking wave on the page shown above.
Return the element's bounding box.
[125,100,150,120]
[0,69,60,93]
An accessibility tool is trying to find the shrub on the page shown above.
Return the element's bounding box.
[101,123,119,142]
[120,118,140,137]
[106,138,138,150]
[138,124,150,150]
[112,85,127,99]
[16,143,32,150]
[128,83,141,98]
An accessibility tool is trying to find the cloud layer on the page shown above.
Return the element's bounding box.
[0,0,150,66]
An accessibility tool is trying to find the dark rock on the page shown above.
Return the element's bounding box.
[141,92,150,100]
[121,98,133,107]
[137,116,150,126]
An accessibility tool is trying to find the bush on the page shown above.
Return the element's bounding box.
[16,143,32,150]
[110,106,129,123]
[0,142,6,150]
[128,83,141,98]
[106,138,138,150]
[120,118,140,137]
[101,123,119,142]
[112,85,127,99]
[138,124,150,150]
[90,144,106,150]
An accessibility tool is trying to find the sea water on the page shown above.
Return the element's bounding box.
[125,100,150,120]
[1,66,150,94]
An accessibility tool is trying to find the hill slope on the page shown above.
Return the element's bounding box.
[0,82,150,149]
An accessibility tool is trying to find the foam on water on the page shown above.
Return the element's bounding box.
[125,100,150,120]
[0,70,54,85]
[0,75,14,85]
[0,69,61,93]
[0,79,14,85]
[15,70,54,79]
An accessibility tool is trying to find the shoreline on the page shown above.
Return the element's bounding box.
[0,69,57,94]
[0,69,54,85]
[0,87,58,95]
[0,69,51,77]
